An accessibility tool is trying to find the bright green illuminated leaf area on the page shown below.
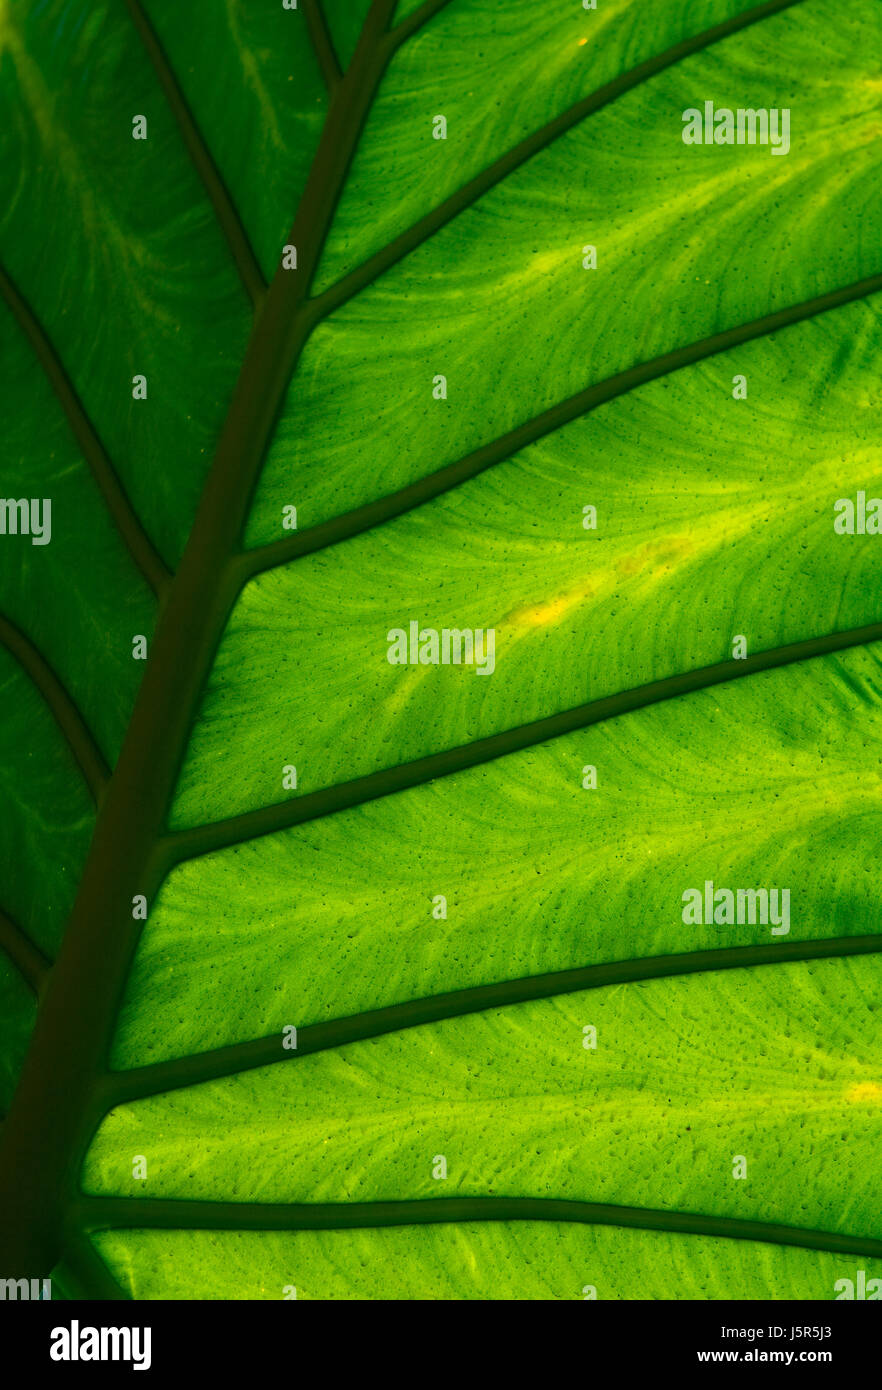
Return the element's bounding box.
[1,0,882,1301]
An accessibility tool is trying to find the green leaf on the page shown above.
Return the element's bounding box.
[85,1225,882,1302]
[2,0,882,1303]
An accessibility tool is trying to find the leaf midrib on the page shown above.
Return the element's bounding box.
[0,0,404,1277]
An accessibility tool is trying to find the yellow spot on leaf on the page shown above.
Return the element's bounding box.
[503,589,593,629]
[847,1082,882,1102]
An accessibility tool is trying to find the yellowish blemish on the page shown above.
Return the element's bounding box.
[847,1082,882,1103]
[502,588,593,629]
[494,507,780,658]
[497,536,700,640]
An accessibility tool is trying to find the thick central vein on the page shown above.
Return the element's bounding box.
[0,0,867,1290]
[0,0,403,1276]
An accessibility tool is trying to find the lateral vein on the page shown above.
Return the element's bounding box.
[0,612,109,805]
[240,269,882,582]
[0,905,50,995]
[106,935,882,1104]
[74,1194,882,1262]
[303,0,342,88]
[164,619,882,864]
[0,265,171,597]
[0,0,408,1281]
[310,0,810,322]
[123,0,266,311]
[389,0,456,48]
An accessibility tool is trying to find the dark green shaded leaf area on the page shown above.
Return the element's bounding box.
[1,0,882,1301]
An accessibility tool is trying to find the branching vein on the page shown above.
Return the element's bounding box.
[240,269,882,581]
[0,612,109,805]
[0,265,171,598]
[75,1194,882,1263]
[123,0,266,311]
[0,905,49,995]
[107,934,882,1105]
[303,0,342,89]
[390,0,457,47]
[0,0,870,1298]
[164,619,882,865]
[310,0,810,322]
